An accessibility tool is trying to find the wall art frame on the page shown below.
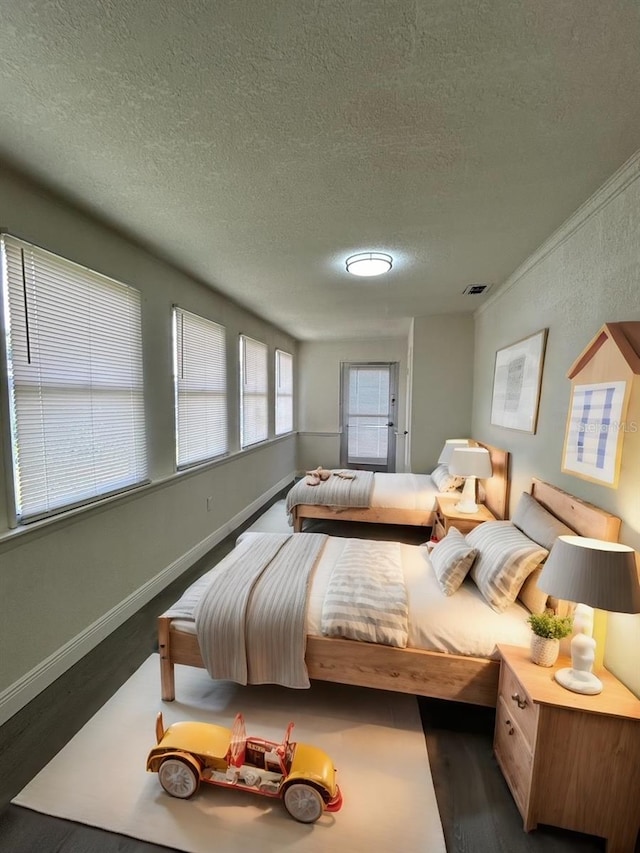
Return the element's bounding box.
[490,329,548,433]
[561,380,627,487]
[560,322,640,489]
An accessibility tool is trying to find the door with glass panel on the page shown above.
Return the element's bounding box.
[340,363,398,472]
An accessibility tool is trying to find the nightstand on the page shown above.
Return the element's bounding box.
[432,495,496,539]
[494,644,640,852]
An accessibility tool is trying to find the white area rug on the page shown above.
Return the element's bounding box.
[13,656,446,853]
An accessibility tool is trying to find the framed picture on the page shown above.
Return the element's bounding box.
[561,381,627,487]
[490,329,548,433]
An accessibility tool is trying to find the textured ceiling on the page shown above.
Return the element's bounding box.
[1,1,640,340]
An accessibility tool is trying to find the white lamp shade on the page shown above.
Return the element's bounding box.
[537,535,640,613]
[437,438,470,465]
[448,446,493,478]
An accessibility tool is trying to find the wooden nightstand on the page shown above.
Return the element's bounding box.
[432,495,496,539]
[494,644,640,852]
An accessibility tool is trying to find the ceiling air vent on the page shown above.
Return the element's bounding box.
[463,283,491,295]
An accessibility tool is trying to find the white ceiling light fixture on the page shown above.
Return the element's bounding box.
[345,252,393,277]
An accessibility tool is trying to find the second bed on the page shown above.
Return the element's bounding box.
[287,440,510,532]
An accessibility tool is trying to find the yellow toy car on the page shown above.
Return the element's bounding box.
[146,712,342,824]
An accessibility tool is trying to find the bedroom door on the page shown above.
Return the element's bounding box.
[340,362,398,472]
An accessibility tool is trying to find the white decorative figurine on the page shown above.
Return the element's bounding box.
[554,603,603,695]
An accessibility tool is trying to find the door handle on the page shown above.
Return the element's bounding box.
[387,422,394,427]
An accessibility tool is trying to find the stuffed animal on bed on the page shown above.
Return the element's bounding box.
[304,467,357,485]
[305,466,332,485]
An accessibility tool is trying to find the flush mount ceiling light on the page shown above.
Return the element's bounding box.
[345,252,393,277]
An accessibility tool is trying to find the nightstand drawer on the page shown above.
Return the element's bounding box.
[494,695,533,817]
[499,663,538,750]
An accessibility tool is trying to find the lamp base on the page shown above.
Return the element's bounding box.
[454,476,478,513]
[554,666,603,695]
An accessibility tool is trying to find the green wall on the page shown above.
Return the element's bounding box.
[472,153,640,696]
[0,168,296,720]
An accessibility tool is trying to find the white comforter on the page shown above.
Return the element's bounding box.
[367,472,441,510]
[167,532,532,660]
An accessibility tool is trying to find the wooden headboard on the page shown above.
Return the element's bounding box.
[474,441,510,520]
[530,478,621,542]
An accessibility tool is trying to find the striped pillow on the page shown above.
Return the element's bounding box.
[466,521,548,613]
[517,566,549,614]
[430,527,478,595]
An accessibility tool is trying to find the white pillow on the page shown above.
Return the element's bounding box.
[431,463,464,492]
[466,521,548,613]
[429,527,478,595]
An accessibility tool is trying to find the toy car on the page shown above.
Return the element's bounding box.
[146,711,342,823]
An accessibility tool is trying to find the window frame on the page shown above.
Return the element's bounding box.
[0,234,149,526]
[239,334,269,449]
[275,348,293,435]
[173,306,228,470]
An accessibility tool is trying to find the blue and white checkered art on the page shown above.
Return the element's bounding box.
[562,381,627,485]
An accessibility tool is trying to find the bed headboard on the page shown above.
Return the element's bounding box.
[530,478,621,542]
[473,441,510,520]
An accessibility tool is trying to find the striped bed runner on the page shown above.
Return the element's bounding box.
[194,532,327,688]
[321,539,409,648]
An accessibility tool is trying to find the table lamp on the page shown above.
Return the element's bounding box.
[447,446,493,513]
[537,535,640,695]
[437,438,470,465]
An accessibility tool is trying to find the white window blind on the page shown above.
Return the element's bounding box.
[275,349,293,435]
[174,307,227,468]
[240,334,268,448]
[0,235,148,523]
[347,365,390,462]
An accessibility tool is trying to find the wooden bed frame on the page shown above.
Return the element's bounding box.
[290,440,510,532]
[158,478,621,708]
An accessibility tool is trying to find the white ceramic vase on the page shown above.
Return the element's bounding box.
[530,634,560,667]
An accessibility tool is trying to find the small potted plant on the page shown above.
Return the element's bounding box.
[527,611,573,667]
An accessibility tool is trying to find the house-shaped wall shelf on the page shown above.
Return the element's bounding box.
[562,322,640,488]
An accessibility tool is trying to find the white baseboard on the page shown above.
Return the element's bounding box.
[0,474,293,727]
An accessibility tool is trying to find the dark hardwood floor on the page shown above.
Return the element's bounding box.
[0,503,633,852]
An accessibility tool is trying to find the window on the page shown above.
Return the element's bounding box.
[0,235,148,524]
[347,364,390,461]
[174,307,227,468]
[275,349,293,435]
[239,334,268,448]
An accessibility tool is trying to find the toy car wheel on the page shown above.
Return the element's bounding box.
[283,783,324,823]
[158,758,200,799]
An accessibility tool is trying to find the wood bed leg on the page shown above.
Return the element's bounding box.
[157,616,175,701]
[293,511,303,533]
